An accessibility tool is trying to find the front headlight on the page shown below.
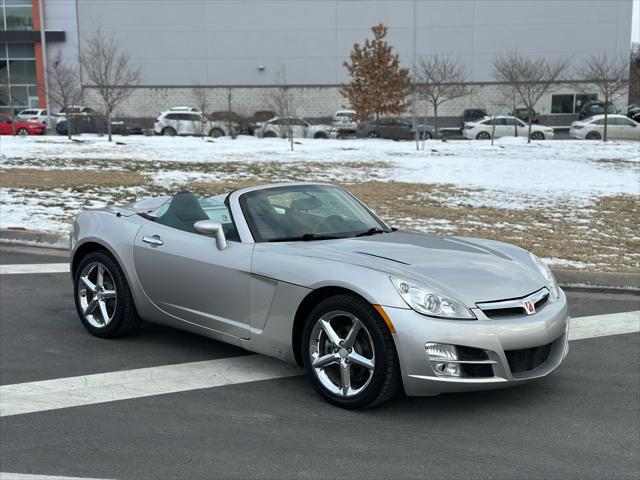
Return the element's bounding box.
[529,253,560,298]
[390,276,475,319]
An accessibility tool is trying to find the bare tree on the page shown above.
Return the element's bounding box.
[46,51,82,139]
[576,53,628,142]
[269,69,299,151]
[191,84,212,139]
[80,26,141,142]
[415,54,473,140]
[493,52,569,143]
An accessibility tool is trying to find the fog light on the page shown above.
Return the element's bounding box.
[426,343,461,377]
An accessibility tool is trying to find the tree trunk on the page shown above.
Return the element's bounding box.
[527,107,532,144]
[603,99,608,142]
[433,104,439,140]
[491,116,495,146]
[67,115,72,140]
[107,111,113,142]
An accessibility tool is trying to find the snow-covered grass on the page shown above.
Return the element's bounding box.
[1,134,638,271]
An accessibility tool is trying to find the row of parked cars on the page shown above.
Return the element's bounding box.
[5,102,640,141]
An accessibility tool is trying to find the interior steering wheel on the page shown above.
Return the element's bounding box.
[313,215,345,234]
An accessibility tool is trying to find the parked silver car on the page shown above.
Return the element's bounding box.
[154,107,233,137]
[255,116,334,139]
[70,183,569,409]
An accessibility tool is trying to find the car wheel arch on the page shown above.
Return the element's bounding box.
[291,286,379,367]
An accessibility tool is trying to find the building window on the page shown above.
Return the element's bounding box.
[551,93,598,114]
[1,1,33,31]
[0,41,38,114]
[551,94,575,114]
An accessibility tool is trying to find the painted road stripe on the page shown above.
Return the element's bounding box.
[0,311,637,418]
[0,263,69,275]
[568,310,640,340]
[0,355,301,417]
[0,474,114,480]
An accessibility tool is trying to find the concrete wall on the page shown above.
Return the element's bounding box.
[83,81,628,125]
[75,0,634,86]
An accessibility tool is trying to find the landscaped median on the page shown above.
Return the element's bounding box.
[1,135,638,273]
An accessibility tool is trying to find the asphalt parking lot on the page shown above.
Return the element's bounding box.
[0,246,638,480]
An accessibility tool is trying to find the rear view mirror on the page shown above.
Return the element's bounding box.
[194,220,227,250]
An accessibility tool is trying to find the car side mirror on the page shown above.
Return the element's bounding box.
[194,220,227,250]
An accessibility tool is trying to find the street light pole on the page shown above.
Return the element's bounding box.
[412,0,418,150]
[38,0,52,131]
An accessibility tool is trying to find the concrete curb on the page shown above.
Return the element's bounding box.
[0,228,68,250]
[1,228,638,293]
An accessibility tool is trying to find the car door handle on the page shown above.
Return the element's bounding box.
[142,235,164,246]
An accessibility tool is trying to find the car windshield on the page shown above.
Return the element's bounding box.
[240,185,390,242]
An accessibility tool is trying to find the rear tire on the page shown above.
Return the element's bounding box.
[17,128,29,135]
[209,128,224,138]
[74,251,141,338]
[302,294,401,409]
[366,131,378,138]
[161,127,176,136]
[263,130,277,138]
[314,132,329,139]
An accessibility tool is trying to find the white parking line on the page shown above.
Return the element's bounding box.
[0,311,637,418]
[568,310,640,340]
[0,355,301,417]
[0,263,69,275]
[0,474,114,480]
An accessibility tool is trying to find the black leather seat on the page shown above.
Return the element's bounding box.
[157,191,209,233]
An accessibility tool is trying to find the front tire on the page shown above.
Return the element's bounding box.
[476,131,491,140]
[161,127,176,136]
[586,131,601,140]
[302,294,401,409]
[530,131,545,140]
[17,128,29,135]
[366,131,378,138]
[74,251,141,338]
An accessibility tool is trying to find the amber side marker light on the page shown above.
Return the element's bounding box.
[373,305,396,333]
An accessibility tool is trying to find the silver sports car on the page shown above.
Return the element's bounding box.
[70,182,569,409]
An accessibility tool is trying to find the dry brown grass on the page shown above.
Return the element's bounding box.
[188,180,640,272]
[0,169,146,189]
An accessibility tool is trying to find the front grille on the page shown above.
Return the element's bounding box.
[505,342,552,373]
[477,288,550,319]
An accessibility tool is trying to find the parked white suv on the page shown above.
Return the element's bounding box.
[463,116,554,140]
[154,108,233,137]
[17,108,54,127]
[332,109,357,137]
[255,117,334,139]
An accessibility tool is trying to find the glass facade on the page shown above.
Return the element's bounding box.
[0,1,38,114]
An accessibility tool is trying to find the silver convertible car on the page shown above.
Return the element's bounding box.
[70,183,569,409]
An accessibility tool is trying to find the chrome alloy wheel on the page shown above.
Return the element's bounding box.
[309,310,375,397]
[78,262,117,328]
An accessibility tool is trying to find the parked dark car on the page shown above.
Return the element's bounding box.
[628,104,640,122]
[510,107,539,124]
[460,108,488,130]
[578,101,619,120]
[245,110,277,135]
[56,115,144,136]
[356,116,433,140]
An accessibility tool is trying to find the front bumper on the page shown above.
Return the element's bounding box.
[386,290,570,396]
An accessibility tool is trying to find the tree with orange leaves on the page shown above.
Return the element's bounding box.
[341,24,411,121]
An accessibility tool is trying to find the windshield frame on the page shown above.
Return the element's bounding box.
[238,184,390,243]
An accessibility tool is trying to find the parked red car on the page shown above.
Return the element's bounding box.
[0,114,46,135]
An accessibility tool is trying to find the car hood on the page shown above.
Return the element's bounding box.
[275,231,545,306]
